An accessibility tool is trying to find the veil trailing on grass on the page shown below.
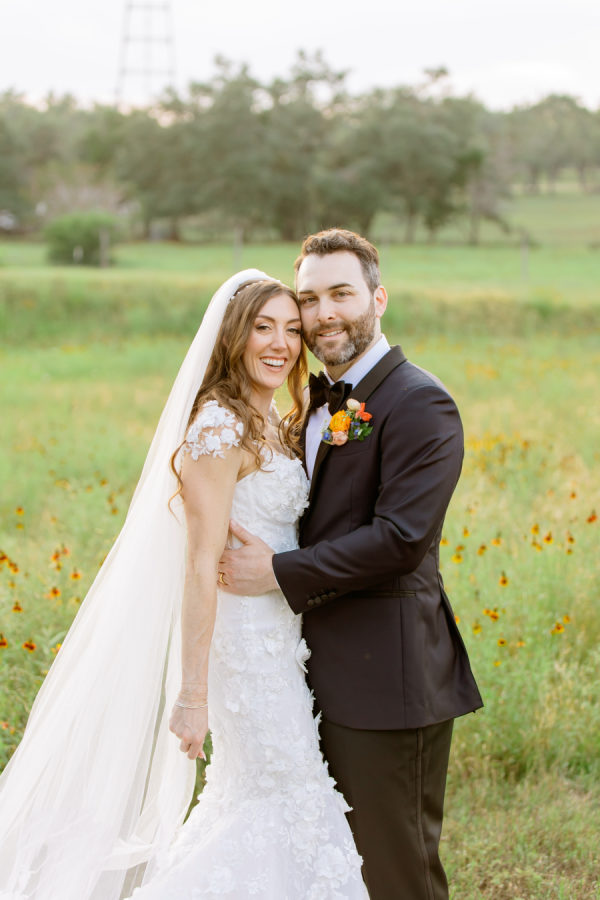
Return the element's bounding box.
[0,269,271,900]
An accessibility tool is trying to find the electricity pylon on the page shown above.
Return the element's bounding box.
[116,2,176,107]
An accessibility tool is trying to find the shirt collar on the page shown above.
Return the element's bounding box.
[324,335,391,388]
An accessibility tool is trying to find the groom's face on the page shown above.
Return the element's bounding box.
[296,251,387,370]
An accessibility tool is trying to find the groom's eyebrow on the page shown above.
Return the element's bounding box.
[298,282,354,296]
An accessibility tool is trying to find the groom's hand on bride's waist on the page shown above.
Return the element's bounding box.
[219,520,279,595]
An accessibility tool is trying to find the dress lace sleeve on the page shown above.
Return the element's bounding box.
[182,401,244,460]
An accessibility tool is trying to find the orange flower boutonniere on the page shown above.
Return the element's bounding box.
[322,399,373,446]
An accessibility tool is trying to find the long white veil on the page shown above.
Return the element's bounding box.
[0,269,270,900]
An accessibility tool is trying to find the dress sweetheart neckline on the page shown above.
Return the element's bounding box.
[236,449,305,485]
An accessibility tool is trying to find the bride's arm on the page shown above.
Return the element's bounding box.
[169,443,243,760]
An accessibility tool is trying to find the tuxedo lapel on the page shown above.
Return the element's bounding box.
[299,416,309,476]
[351,345,406,404]
[307,345,407,505]
[308,428,332,504]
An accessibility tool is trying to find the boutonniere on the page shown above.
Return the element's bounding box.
[322,399,373,446]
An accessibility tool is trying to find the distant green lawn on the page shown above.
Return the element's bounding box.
[375,188,600,248]
[1,239,599,310]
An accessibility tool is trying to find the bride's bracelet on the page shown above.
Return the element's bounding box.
[177,679,208,709]
[174,698,208,709]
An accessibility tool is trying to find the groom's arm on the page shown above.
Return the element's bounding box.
[273,384,463,615]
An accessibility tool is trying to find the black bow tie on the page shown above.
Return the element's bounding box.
[308,372,352,414]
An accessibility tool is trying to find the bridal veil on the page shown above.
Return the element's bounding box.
[0,269,271,900]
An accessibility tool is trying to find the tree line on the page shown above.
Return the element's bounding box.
[2,54,600,244]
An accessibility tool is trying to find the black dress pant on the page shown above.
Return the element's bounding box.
[320,717,454,900]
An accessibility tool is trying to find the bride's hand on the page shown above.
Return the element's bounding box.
[169,704,208,760]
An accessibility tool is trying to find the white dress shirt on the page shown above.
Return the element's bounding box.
[305,335,391,480]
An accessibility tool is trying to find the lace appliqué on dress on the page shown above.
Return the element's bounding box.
[182,401,244,461]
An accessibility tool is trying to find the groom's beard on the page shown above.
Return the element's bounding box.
[304,300,377,368]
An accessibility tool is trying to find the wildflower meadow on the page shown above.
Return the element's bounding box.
[1,234,599,899]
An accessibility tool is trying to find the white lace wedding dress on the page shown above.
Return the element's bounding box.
[130,402,366,900]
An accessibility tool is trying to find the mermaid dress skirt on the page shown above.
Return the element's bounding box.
[131,404,366,899]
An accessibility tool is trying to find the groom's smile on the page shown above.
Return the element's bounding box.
[318,328,345,338]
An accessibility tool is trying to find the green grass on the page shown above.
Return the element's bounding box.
[445,774,600,899]
[2,236,600,303]
[506,190,600,247]
[1,236,599,897]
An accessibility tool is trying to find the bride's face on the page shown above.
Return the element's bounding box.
[242,293,302,398]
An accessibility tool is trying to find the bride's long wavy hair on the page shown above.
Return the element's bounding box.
[170,279,307,500]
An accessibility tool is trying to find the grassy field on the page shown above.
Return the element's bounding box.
[1,229,599,898]
[3,230,600,305]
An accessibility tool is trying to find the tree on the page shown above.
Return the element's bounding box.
[0,91,97,226]
[437,97,512,244]
[263,53,347,240]
[0,114,29,221]
[177,60,272,238]
[312,94,388,238]
[507,94,600,193]
[78,105,128,177]
[115,111,200,239]
[356,89,467,242]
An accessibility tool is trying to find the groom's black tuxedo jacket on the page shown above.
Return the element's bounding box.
[273,345,483,730]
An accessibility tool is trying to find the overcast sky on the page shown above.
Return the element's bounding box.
[2,0,599,109]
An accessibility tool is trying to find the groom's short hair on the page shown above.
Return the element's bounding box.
[294,228,381,294]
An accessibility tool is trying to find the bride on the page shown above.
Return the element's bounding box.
[0,271,366,900]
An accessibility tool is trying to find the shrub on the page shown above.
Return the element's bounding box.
[45,212,120,266]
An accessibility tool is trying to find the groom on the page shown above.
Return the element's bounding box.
[220,229,483,899]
